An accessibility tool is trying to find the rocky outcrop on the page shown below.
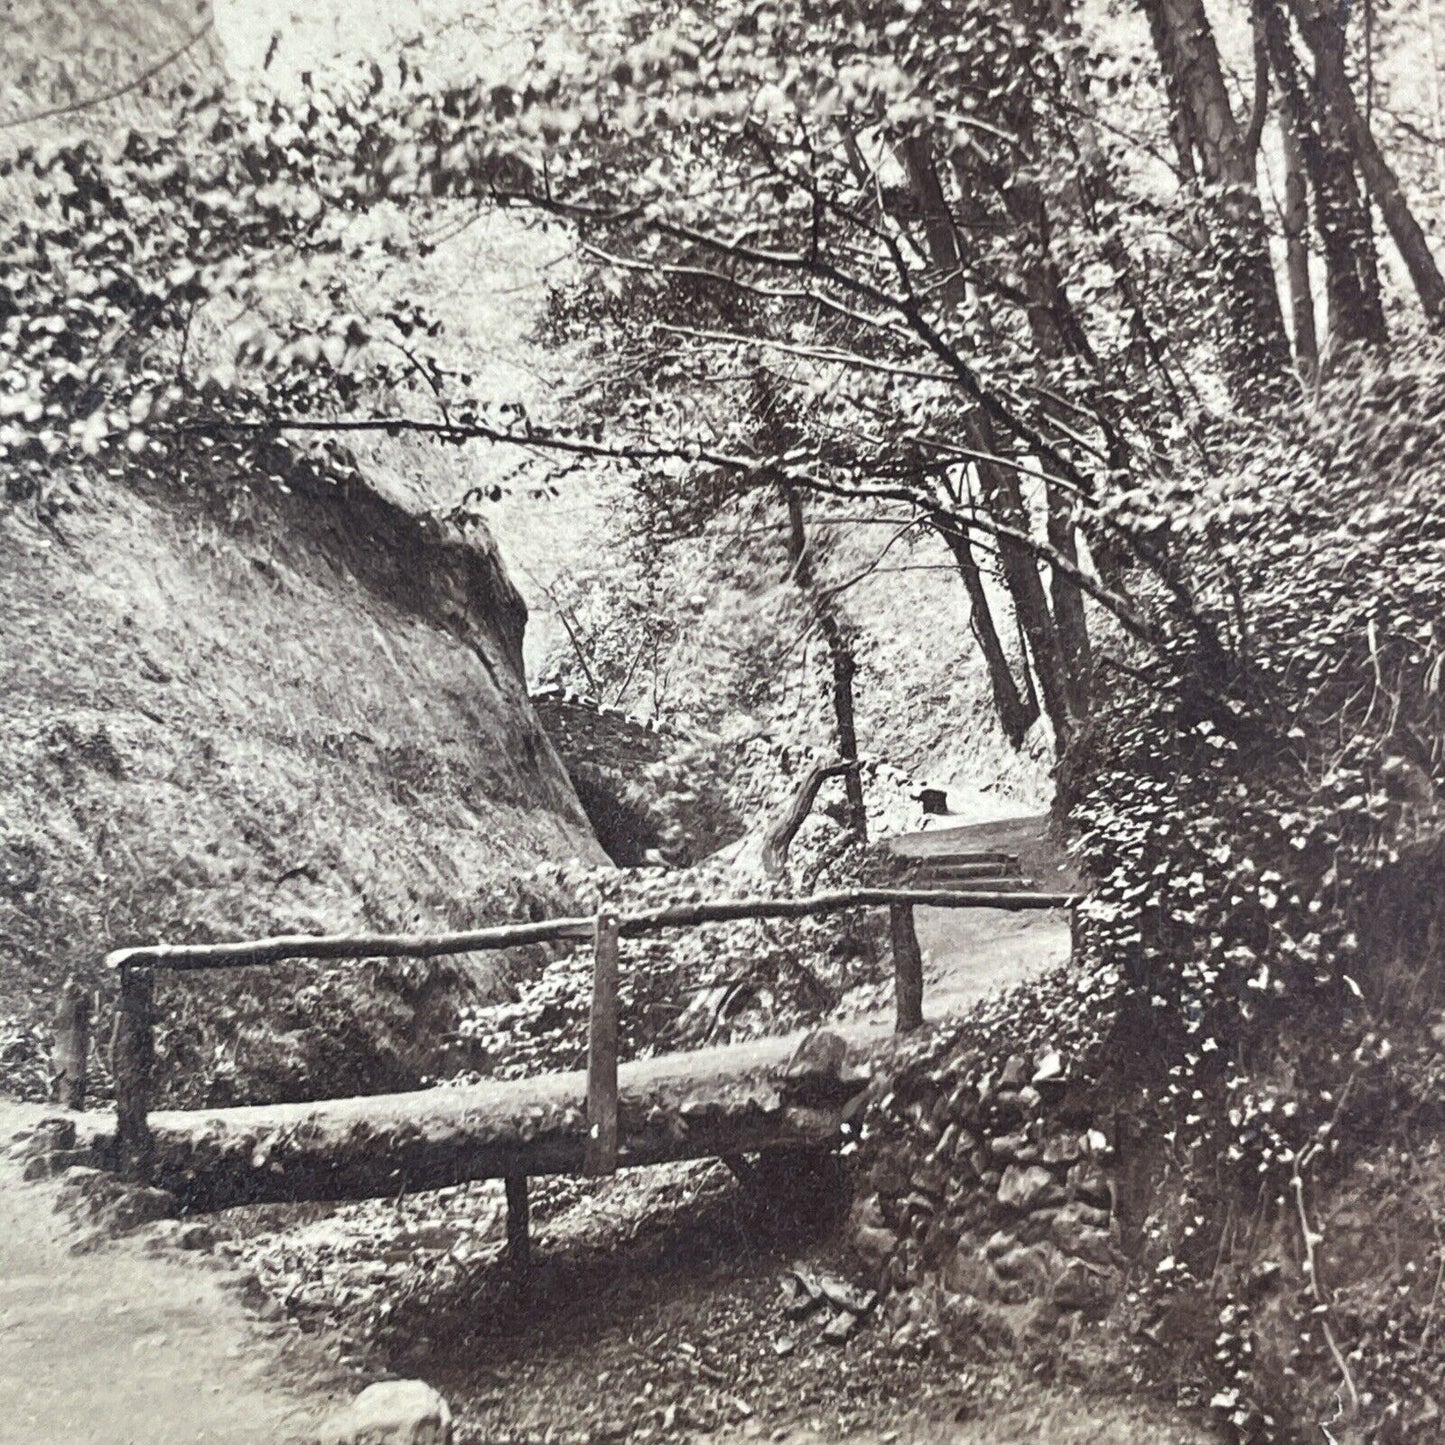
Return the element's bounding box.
[532,690,741,865]
[0,454,603,1101]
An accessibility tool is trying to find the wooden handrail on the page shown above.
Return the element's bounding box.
[104,887,1078,974]
[106,885,1081,1191]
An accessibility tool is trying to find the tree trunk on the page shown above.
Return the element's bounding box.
[988,174,1096,713]
[1262,0,1388,351]
[1142,0,1294,403]
[981,158,1097,713]
[958,418,1075,749]
[1040,0,1201,467]
[1141,0,1205,186]
[749,364,869,844]
[1287,0,1445,325]
[782,485,867,843]
[1280,104,1320,382]
[900,136,968,313]
[1045,481,1093,715]
[931,512,1039,747]
[760,761,855,878]
[899,138,1079,748]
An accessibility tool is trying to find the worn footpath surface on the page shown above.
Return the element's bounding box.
[0,1102,340,1445]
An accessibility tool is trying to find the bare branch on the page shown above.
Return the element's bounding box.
[1,19,215,132]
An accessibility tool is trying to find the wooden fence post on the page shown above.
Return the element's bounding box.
[50,976,91,1111]
[112,964,155,1180]
[584,910,620,1176]
[504,1172,531,1270]
[890,902,924,1033]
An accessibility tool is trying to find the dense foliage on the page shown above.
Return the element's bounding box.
[5,0,1445,1436]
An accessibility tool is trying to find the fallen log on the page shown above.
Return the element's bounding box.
[86,1030,869,1213]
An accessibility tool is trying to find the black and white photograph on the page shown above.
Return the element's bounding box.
[2,1,1444,1439]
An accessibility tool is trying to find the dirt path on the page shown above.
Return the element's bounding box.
[273,1153,1213,1445]
[877,813,1079,1026]
[0,1102,338,1445]
[0,815,1098,1445]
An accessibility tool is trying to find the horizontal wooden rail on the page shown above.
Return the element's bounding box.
[104,888,1079,974]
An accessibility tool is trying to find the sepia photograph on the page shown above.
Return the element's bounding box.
[2,0,1443,1439]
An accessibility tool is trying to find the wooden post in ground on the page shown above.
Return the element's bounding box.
[112,964,155,1179]
[504,1173,530,1270]
[584,910,620,1176]
[890,902,924,1033]
[50,976,91,1111]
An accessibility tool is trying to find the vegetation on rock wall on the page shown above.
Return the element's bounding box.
[849,356,1445,1441]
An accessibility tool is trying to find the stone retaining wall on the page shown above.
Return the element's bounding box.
[847,1039,1133,1352]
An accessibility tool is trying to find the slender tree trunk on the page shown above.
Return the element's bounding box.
[782,485,867,843]
[1280,105,1320,382]
[931,511,1039,747]
[987,173,1095,713]
[1287,0,1445,325]
[1141,0,1204,186]
[1262,0,1388,351]
[760,760,855,877]
[900,136,969,313]
[965,149,1095,709]
[1313,68,1388,344]
[1142,0,1295,403]
[969,442,1076,750]
[900,137,1080,748]
[1041,0,1203,459]
[1044,481,1092,715]
[746,365,868,842]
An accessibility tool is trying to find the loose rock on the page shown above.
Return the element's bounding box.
[996,1164,1060,1212]
[909,1159,948,1197]
[1032,1050,1063,1084]
[1040,1132,1083,1166]
[988,1132,1030,1162]
[322,1380,453,1445]
[816,1275,876,1315]
[779,1272,824,1320]
[1067,1159,1112,1205]
[102,1186,178,1234]
[1051,1258,1115,1313]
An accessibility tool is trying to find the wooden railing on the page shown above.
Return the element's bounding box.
[102,886,1077,1183]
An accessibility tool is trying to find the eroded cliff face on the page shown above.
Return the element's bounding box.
[0,455,604,1100]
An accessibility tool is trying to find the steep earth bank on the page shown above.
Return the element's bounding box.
[0,456,603,1102]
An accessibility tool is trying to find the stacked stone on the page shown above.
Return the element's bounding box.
[848,1044,1124,1349]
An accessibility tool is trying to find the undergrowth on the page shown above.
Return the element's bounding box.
[1055,348,1445,1442]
